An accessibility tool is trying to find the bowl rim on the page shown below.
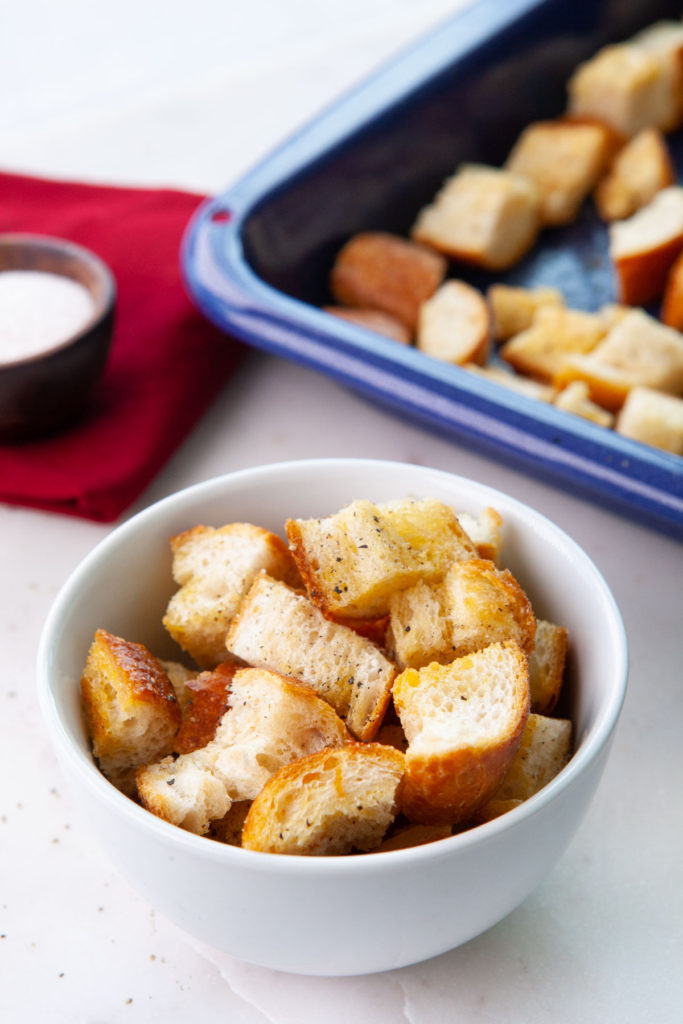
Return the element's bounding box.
[37,457,628,875]
[0,231,116,369]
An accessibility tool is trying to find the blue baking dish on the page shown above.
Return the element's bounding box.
[182,0,683,540]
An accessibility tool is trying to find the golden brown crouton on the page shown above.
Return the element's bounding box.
[241,743,406,855]
[490,713,573,802]
[329,231,447,331]
[616,386,683,454]
[373,822,452,852]
[500,306,607,383]
[505,118,616,225]
[225,575,396,741]
[594,128,675,221]
[464,362,558,403]
[163,522,301,669]
[322,305,412,345]
[173,663,237,754]
[553,381,616,427]
[456,506,504,564]
[661,249,683,330]
[80,629,181,797]
[487,283,564,342]
[608,186,683,305]
[411,164,541,270]
[416,280,491,366]
[393,641,530,825]
[528,620,568,715]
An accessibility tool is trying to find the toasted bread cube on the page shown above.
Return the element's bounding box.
[159,660,198,712]
[609,186,683,305]
[631,21,683,132]
[474,798,524,823]
[553,381,616,427]
[386,580,449,670]
[661,250,683,330]
[411,164,541,271]
[416,280,491,366]
[80,629,181,796]
[163,522,301,669]
[286,497,476,621]
[322,305,412,344]
[464,362,558,403]
[567,43,677,137]
[505,119,615,226]
[616,386,683,454]
[553,355,639,412]
[393,641,530,824]
[528,619,568,715]
[585,309,683,396]
[373,822,452,852]
[226,575,396,740]
[442,558,537,660]
[173,663,236,754]
[457,506,504,564]
[594,128,675,221]
[500,306,607,382]
[329,232,447,331]
[487,283,564,342]
[491,714,573,802]
[241,743,406,855]
[137,667,352,834]
[210,801,252,846]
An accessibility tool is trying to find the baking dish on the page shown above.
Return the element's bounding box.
[182,0,683,539]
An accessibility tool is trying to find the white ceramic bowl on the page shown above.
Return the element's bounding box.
[38,459,627,976]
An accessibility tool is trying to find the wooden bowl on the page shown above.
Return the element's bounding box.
[0,233,116,440]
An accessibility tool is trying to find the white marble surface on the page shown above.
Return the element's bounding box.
[1,2,682,1021]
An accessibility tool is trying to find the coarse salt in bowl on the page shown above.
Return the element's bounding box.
[37,459,628,976]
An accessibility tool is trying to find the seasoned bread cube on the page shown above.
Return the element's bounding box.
[456,506,503,564]
[553,355,640,412]
[616,386,683,454]
[159,660,198,712]
[80,629,181,796]
[210,801,252,846]
[608,186,683,305]
[373,822,452,852]
[163,522,301,669]
[505,118,616,226]
[393,641,530,825]
[173,663,236,754]
[241,743,405,855]
[329,232,447,331]
[473,797,523,823]
[286,497,475,621]
[385,579,449,671]
[594,128,675,221]
[416,280,491,366]
[322,305,412,344]
[661,249,683,330]
[411,164,541,271]
[500,306,607,383]
[553,381,616,427]
[487,283,564,342]
[583,309,683,397]
[490,713,573,802]
[567,42,678,137]
[225,575,396,740]
[137,667,352,834]
[464,362,558,403]
[631,21,683,132]
[528,619,568,715]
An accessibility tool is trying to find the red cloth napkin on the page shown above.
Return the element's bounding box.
[0,170,241,521]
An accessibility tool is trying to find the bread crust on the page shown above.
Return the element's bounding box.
[323,306,412,345]
[416,280,491,366]
[173,662,237,754]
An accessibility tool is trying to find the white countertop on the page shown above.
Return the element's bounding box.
[2,2,682,1021]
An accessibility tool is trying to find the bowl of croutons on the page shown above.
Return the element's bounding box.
[38,458,627,975]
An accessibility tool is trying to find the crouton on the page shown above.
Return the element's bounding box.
[553,380,616,427]
[490,713,573,802]
[137,667,352,834]
[329,232,447,331]
[500,305,607,382]
[474,798,523,823]
[552,355,639,412]
[505,118,616,226]
[163,522,301,669]
[487,283,564,342]
[286,497,475,622]
[631,21,683,132]
[583,309,683,396]
[416,280,491,366]
[393,641,530,825]
[373,822,452,852]
[159,660,198,712]
[616,386,683,454]
[241,743,406,855]
[661,250,683,330]
[173,663,236,754]
[80,629,181,796]
[528,620,568,715]
[464,362,558,403]
[225,575,396,740]
[210,801,251,846]
[385,579,449,670]
[411,164,541,270]
[608,186,683,305]
[594,128,675,221]
[567,42,678,137]
[322,305,412,345]
[456,506,504,564]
